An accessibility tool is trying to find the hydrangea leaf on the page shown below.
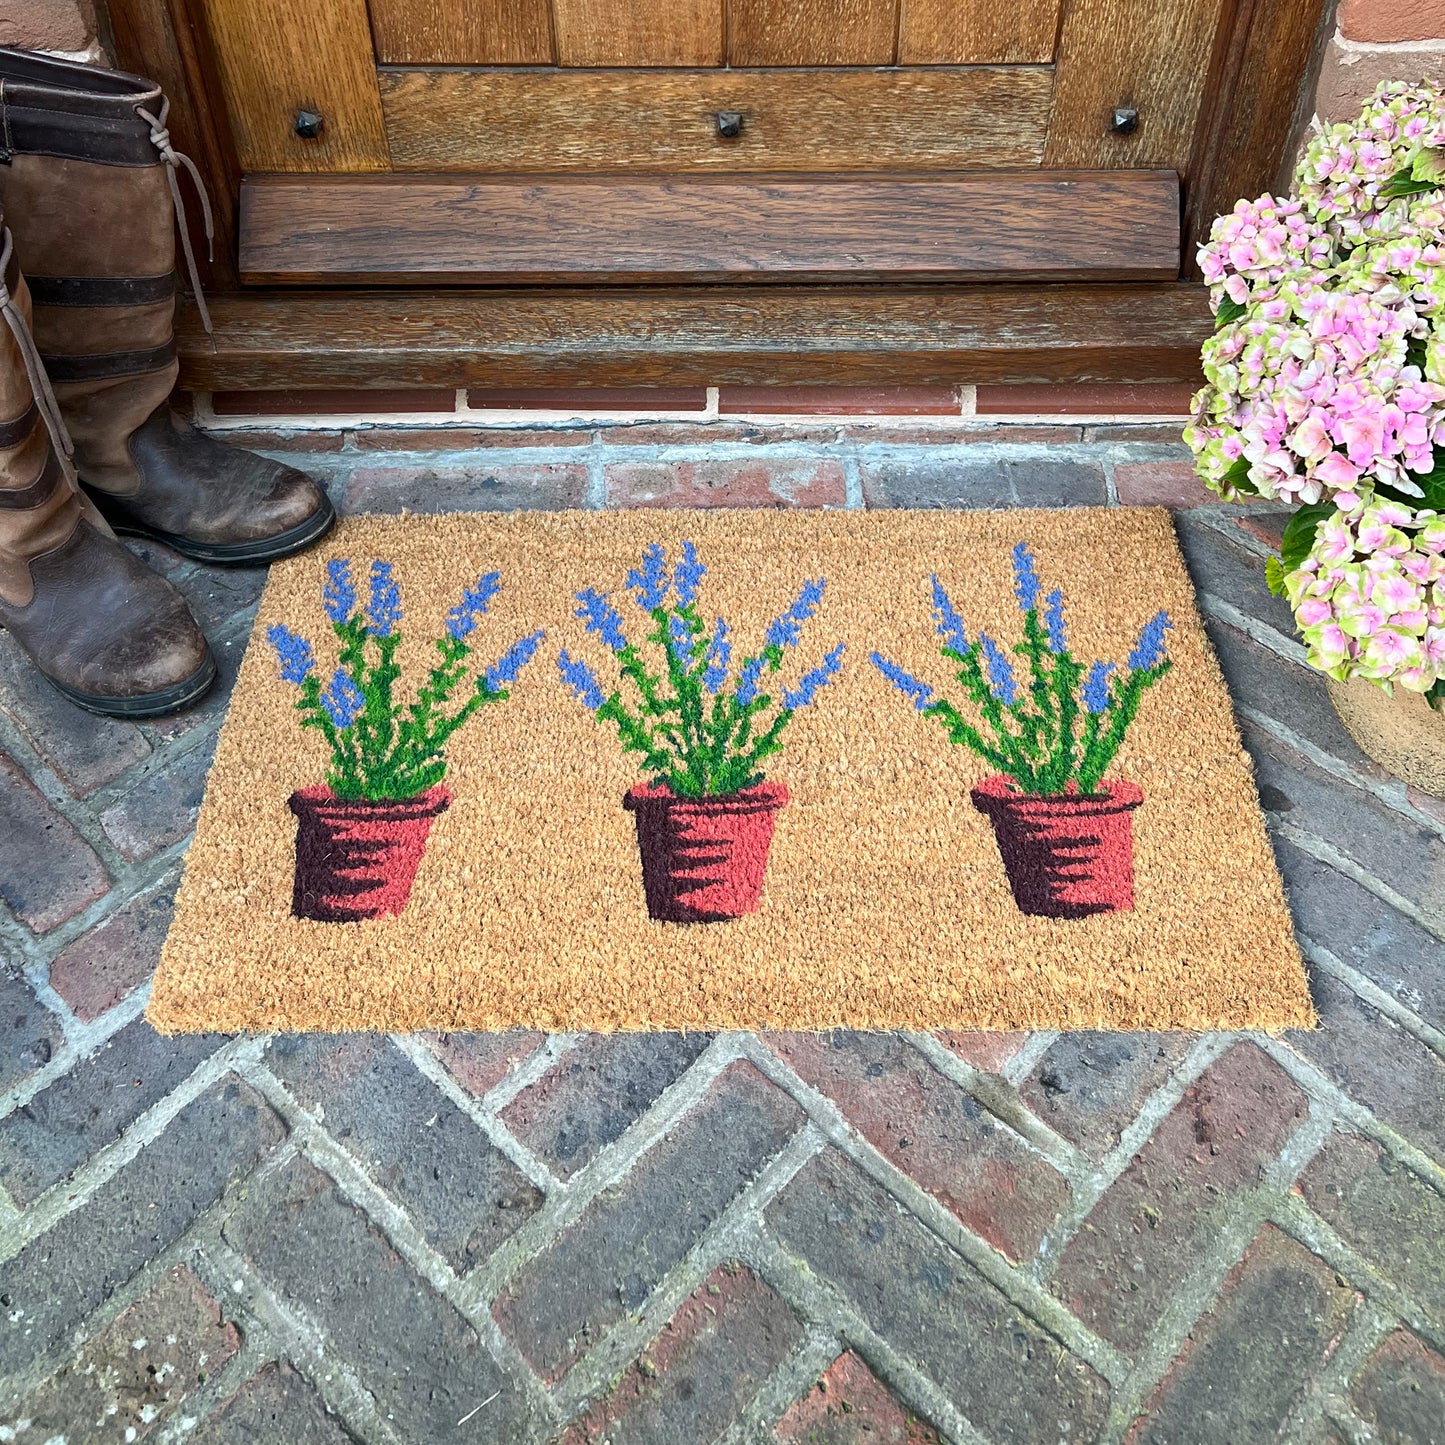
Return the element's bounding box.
[1264,555,1288,599]
[1214,295,1247,326]
[1280,501,1337,575]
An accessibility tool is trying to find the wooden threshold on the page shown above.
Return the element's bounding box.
[238,171,1181,287]
[176,284,1211,390]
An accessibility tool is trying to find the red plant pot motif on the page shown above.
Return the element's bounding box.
[622,781,789,923]
[287,784,451,922]
[970,774,1144,918]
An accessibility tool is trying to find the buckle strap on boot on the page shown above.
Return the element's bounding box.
[135,100,214,341]
[0,226,77,493]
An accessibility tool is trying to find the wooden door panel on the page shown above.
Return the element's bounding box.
[728,0,898,66]
[551,0,724,65]
[369,0,555,65]
[898,0,1062,64]
[239,171,1179,284]
[1044,0,1229,171]
[379,66,1052,171]
[204,0,388,171]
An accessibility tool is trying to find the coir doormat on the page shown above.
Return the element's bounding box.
[148,508,1313,1035]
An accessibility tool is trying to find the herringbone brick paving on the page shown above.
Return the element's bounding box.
[0,419,1442,1444]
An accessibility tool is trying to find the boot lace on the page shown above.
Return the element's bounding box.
[136,99,215,343]
[0,226,79,492]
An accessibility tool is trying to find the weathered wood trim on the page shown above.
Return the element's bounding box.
[175,284,1211,390]
[238,171,1181,287]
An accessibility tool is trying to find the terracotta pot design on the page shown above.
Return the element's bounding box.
[623,781,789,923]
[970,774,1144,919]
[287,784,451,922]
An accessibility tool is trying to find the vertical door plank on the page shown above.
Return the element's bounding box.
[898,0,1063,64]
[729,0,897,66]
[370,0,555,64]
[198,0,389,171]
[552,0,724,65]
[1043,0,1228,172]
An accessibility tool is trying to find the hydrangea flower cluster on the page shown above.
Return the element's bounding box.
[1186,80,1445,700]
[871,545,1172,797]
[267,558,543,801]
[558,540,845,798]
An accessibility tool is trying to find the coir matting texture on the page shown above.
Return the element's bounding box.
[149,508,1313,1035]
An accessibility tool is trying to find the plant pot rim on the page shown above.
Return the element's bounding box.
[623,779,789,813]
[970,773,1143,813]
[288,782,452,821]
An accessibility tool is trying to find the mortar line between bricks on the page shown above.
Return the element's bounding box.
[1327,1401,1376,1445]
[1273,818,1445,943]
[543,1123,825,1423]
[151,1312,292,1445]
[842,452,864,509]
[1286,1298,1399,1445]
[185,1230,411,1445]
[1030,1034,1240,1285]
[452,1034,753,1310]
[0,1036,267,1261]
[714,1326,843,1445]
[1000,1030,1059,1086]
[1101,452,1120,506]
[734,1034,1133,1386]
[1195,591,1311,666]
[1237,702,1445,840]
[585,441,606,509]
[738,1225,991,1445]
[476,1031,588,1114]
[1266,1192,1445,1357]
[389,1034,559,1194]
[903,1031,1090,1176]
[230,1058,561,1432]
[1300,932,1445,1060]
[1251,1035,1445,1193]
[0,977,151,1123]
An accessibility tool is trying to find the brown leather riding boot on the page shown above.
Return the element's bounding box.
[0,218,214,718]
[0,48,334,565]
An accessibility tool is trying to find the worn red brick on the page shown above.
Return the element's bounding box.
[775,1350,944,1444]
[1315,37,1445,126]
[1339,0,1445,42]
[99,734,216,862]
[606,458,846,509]
[211,388,456,415]
[0,0,94,50]
[211,427,347,452]
[350,426,590,450]
[1052,1042,1308,1351]
[976,383,1198,416]
[424,1029,547,1097]
[718,384,960,416]
[1350,1329,1445,1444]
[1235,512,1288,551]
[1127,1225,1357,1444]
[3,1264,239,1440]
[560,1264,801,1444]
[191,1362,353,1443]
[0,752,108,933]
[471,385,706,412]
[1114,461,1212,509]
[934,1030,1029,1075]
[49,870,177,1021]
[842,423,1086,444]
[344,463,589,515]
[769,1030,1069,1261]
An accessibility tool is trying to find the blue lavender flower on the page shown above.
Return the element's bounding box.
[575,589,627,652]
[366,560,402,637]
[320,668,364,729]
[667,612,700,670]
[702,618,731,694]
[484,629,544,690]
[735,655,767,707]
[1044,589,1067,654]
[782,643,845,710]
[1128,610,1173,671]
[445,571,502,642]
[930,575,968,653]
[1012,543,1041,612]
[557,649,605,710]
[1083,661,1116,714]
[979,634,1018,704]
[267,624,314,685]
[673,540,705,609]
[625,544,670,612]
[870,652,934,710]
[322,559,356,624]
[764,578,826,650]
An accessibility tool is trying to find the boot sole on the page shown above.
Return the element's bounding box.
[48,648,218,720]
[92,490,338,566]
